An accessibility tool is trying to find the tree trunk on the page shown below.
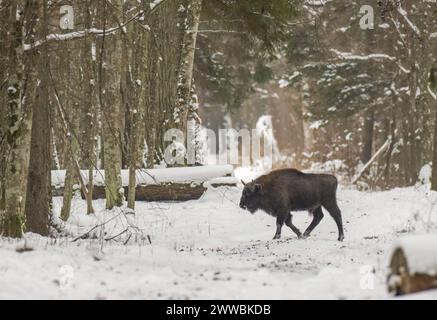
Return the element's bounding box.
[431,103,437,191]
[383,110,396,188]
[81,0,97,214]
[0,2,10,211]
[25,0,50,236]
[174,0,203,135]
[361,108,375,164]
[98,1,123,209]
[144,0,186,166]
[1,0,32,237]
[403,68,419,185]
[127,18,148,210]
[59,40,80,221]
[60,134,77,221]
[301,81,313,154]
[120,1,130,170]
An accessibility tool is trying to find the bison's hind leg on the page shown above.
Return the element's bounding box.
[302,206,324,239]
[322,200,344,241]
[285,214,302,238]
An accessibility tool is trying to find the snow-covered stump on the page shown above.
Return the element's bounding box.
[52,165,237,202]
[387,235,437,296]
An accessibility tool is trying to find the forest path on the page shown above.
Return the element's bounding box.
[0,186,429,299]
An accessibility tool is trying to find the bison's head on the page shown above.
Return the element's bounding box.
[239,181,263,214]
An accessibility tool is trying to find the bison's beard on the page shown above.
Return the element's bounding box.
[247,206,257,214]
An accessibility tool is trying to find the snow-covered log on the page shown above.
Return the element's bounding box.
[52,165,236,201]
[387,235,437,296]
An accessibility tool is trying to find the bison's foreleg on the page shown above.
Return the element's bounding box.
[302,206,324,238]
[273,215,285,240]
[285,214,302,238]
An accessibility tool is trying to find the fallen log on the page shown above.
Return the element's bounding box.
[387,235,437,296]
[73,184,205,202]
[51,166,237,202]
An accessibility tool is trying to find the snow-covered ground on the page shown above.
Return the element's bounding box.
[1,177,437,299]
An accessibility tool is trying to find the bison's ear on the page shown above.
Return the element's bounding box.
[254,184,263,193]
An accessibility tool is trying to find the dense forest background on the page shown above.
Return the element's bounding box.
[200,0,437,191]
[1,0,437,238]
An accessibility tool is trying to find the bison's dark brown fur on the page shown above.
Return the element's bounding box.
[239,168,344,241]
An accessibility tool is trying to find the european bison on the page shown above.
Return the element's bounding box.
[239,168,344,241]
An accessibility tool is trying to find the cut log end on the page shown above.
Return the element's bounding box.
[387,247,437,296]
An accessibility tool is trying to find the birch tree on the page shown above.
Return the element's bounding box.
[174,0,202,134]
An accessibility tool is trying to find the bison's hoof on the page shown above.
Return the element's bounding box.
[338,235,344,242]
[272,235,281,240]
[301,233,310,239]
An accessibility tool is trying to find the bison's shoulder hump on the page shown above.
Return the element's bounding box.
[256,168,304,184]
[272,168,304,177]
[268,168,303,174]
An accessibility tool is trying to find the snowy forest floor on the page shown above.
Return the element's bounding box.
[1,177,437,299]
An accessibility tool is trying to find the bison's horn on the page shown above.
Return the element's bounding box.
[241,179,246,186]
